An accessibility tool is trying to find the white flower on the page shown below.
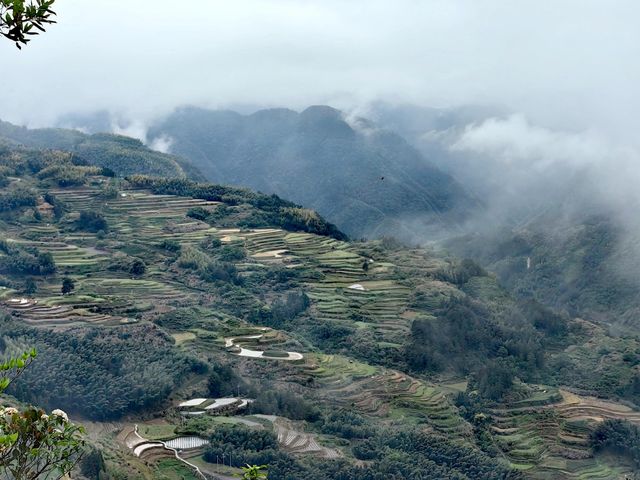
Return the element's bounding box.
[51,409,68,422]
[2,407,18,416]
[40,414,49,421]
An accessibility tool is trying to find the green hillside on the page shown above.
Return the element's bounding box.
[0,120,202,179]
[1,141,639,479]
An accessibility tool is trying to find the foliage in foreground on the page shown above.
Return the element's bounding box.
[0,0,56,49]
[0,349,85,480]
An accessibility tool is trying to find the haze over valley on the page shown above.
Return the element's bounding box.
[2,2,640,479]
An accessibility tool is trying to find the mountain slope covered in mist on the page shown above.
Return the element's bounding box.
[147,106,479,240]
[367,103,602,223]
[447,214,640,332]
[369,103,640,330]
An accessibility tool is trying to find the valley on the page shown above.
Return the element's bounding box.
[1,141,640,479]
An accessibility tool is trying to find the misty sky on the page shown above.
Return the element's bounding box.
[1,0,639,142]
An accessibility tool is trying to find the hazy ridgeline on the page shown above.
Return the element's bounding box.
[367,103,640,330]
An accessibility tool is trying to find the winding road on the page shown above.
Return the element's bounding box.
[224,333,303,361]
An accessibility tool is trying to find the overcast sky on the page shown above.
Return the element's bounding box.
[1,0,639,141]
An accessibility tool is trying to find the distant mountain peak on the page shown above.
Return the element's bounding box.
[147,105,479,241]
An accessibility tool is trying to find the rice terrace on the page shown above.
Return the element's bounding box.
[0,152,638,479]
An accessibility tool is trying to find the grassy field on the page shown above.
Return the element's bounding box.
[138,424,178,441]
[154,459,200,480]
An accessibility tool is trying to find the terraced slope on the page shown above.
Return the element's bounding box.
[206,227,415,343]
[307,354,469,437]
[256,416,341,458]
[2,173,640,479]
[488,388,638,478]
[118,425,206,479]
[50,188,223,248]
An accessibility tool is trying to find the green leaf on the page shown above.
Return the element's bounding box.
[0,377,10,391]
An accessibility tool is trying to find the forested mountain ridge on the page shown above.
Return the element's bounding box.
[146,105,480,240]
[0,119,203,179]
[1,137,640,479]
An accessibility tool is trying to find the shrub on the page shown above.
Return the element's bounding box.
[159,239,181,253]
[22,279,37,295]
[435,258,487,285]
[518,299,568,337]
[268,291,310,327]
[0,243,56,276]
[590,419,640,468]
[186,206,210,221]
[207,363,249,397]
[218,244,246,262]
[200,236,222,252]
[321,411,376,439]
[76,211,108,232]
[0,188,37,212]
[129,259,146,276]
[247,389,320,422]
[61,277,75,295]
[474,360,516,401]
[203,424,278,468]
[177,245,209,270]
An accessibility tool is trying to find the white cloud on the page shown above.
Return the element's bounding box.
[449,114,640,222]
[0,0,639,144]
[111,120,148,143]
[451,114,612,170]
[148,135,174,154]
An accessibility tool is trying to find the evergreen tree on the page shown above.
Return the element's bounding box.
[61,277,75,295]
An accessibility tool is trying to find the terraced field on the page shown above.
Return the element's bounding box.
[9,239,108,268]
[9,187,414,343]
[0,272,187,330]
[225,331,304,361]
[50,188,223,248]
[489,388,639,478]
[307,354,470,437]
[178,397,252,416]
[2,297,128,329]
[5,182,640,479]
[258,415,341,458]
[215,227,414,342]
[118,425,206,479]
[0,188,225,329]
